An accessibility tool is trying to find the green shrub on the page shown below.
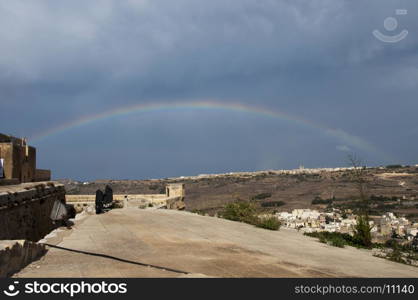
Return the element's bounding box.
[311,196,333,205]
[384,239,398,248]
[305,232,363,248]
[353,215,373,248]
[251,193,272,201]
[256,216,281,230]
[219,202,259,225]
[386,164,403,169]
[318,234,327,244]
[220,201,281,231]
[329,236,346,248]
[369,195,397,202]
[260,201,285,207]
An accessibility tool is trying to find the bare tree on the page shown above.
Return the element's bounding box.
[347,154,373,247]
[322,171,337,200]
[348,154,369,215]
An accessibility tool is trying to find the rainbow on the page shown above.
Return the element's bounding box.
[29,100,387,159]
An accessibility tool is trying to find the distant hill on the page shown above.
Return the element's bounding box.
[58,165,418,221]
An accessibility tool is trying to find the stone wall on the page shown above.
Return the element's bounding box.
[0,240,46,278]
[66,193,185,211]
[0,182,66,241]
[0,179,19,186]
[35,169,51,181]
[166,183,185,198]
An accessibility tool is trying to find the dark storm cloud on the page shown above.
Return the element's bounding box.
[0,0,417,179]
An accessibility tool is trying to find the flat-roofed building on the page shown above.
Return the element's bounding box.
[166,183,185,198]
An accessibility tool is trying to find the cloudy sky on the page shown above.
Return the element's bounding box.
[1,0,417,180]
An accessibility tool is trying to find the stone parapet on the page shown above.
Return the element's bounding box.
[0,182,66,241]
[66,193,185,211]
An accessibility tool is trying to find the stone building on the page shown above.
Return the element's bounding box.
[0,133,50,184]
[166,183,185,198]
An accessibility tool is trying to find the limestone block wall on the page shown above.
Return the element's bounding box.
[0,182,66,241]
[122,194,172,208]
[166,196,186,210]
[166,183,185,198]
[34,169,51,182]
[66,193,185,211]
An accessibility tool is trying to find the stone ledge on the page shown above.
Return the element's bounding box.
[0,240,46,278]
[0,181,67,241]
[0,182,65,209]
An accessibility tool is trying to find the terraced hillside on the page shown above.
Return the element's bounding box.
[60,165,418,221]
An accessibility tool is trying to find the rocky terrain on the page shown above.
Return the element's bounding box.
[59,165,418,221]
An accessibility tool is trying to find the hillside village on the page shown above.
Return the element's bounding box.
[277,209,418,243]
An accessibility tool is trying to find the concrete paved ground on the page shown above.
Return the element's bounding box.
[16,209,418,277]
